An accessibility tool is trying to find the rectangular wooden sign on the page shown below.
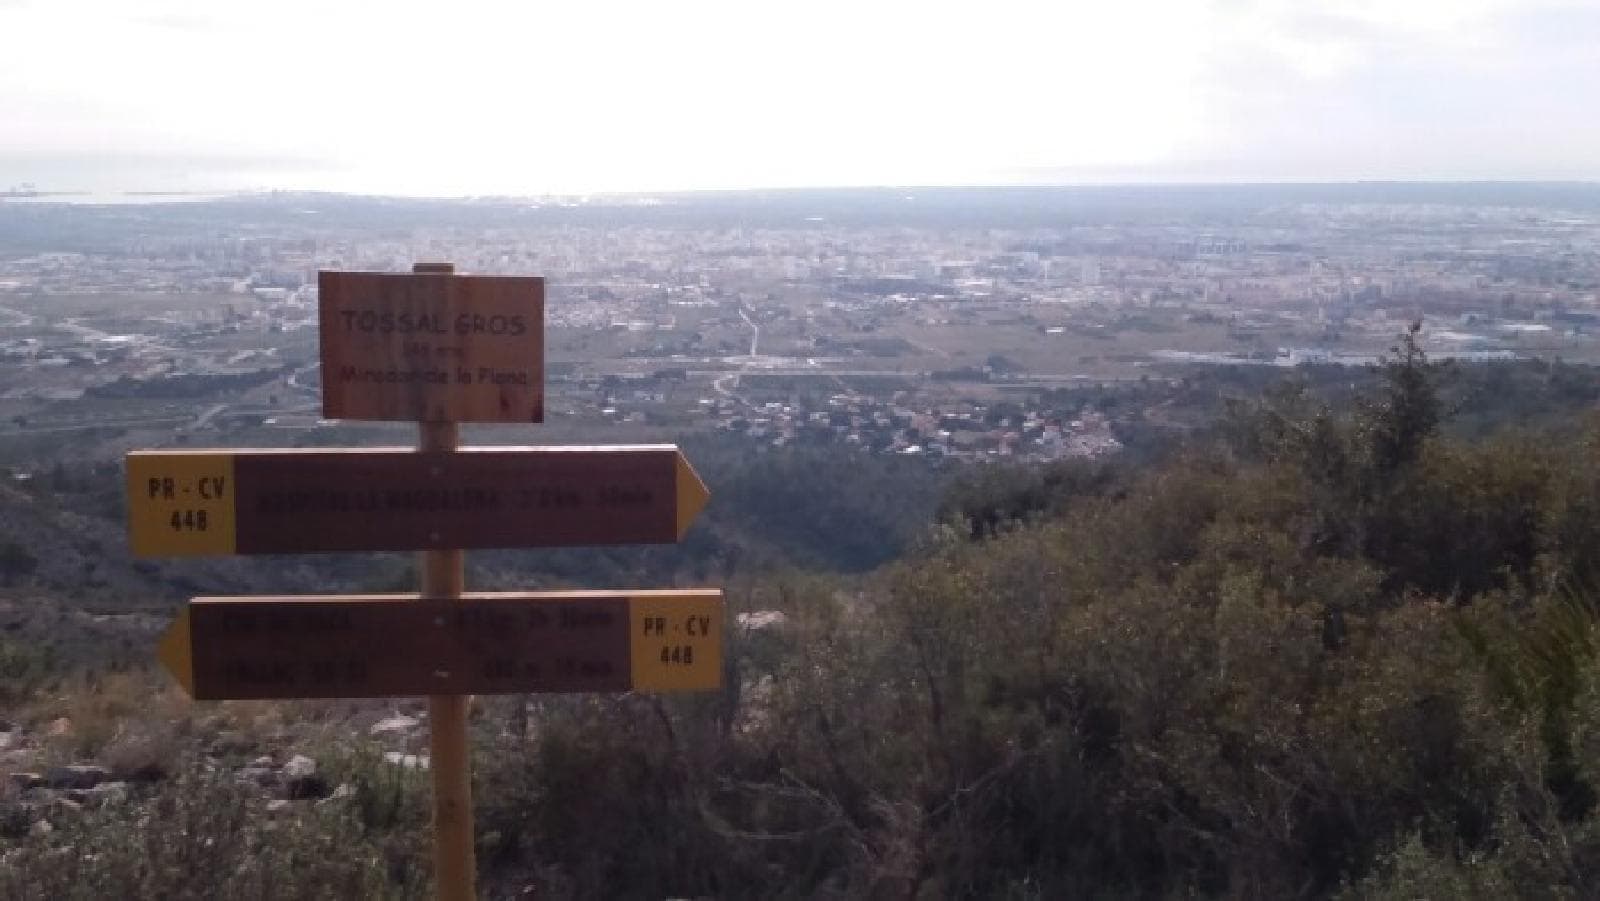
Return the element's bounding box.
[157,591,723,700]
[318,270,545,423]
[125,445,708,557]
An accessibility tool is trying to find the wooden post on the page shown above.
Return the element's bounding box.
[415,262,475,901]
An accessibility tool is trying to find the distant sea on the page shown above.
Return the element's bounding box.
[0,192,233,205]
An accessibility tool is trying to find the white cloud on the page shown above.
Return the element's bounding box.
[0,0,1594,192]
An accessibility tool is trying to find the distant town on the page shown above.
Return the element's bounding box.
[1,185,1597,467]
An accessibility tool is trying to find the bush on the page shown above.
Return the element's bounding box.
[0,760,423,900]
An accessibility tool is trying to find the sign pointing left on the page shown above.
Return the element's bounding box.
[157,605,193,696]
[156,591,723,700]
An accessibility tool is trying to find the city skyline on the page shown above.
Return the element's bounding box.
[3,0,1599,196]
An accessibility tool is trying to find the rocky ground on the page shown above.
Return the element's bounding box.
[0,688,439,842]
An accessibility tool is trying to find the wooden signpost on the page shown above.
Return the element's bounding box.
[127,264,719,901]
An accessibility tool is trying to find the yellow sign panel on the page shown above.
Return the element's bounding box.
[125,452,237,556]
[629,591,723,692]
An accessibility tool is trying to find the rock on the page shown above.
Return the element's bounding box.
[20,787,56,804]
[285,774,330,800]
[0,808,27,841]
[80,782,129,807]
[207,731,257,757]
[249,755,275,769]
[382,752,429,770]
[45,764,109,790]
[8,772,44,791]
[50,798,81,815]
[282,754,316,779]
[370,714,420,736]
[46,717,71,737]
[737,610,788,630]
[28,818,52,838]
[0,730,19,751]
[113,762,166,785]
[237,766,280,790]
[281,754,328,800]
[316,782,355,807]
[264,799,292,814]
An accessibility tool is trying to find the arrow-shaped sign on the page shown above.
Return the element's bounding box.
[126,445,709,556]
[156,590,723,700]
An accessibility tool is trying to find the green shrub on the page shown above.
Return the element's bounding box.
[0,760,424,900]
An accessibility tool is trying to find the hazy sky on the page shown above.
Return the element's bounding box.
[2,0,1597,195]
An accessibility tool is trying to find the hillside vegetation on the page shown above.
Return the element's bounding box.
[7,337,1600,897]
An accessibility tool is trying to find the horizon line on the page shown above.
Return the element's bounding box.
[8,178,1600,205]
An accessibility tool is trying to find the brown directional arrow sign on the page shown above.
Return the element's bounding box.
[156,590,723,700]
[125,445,709,556]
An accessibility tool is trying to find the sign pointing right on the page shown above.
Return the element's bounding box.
[126,445,710,557]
